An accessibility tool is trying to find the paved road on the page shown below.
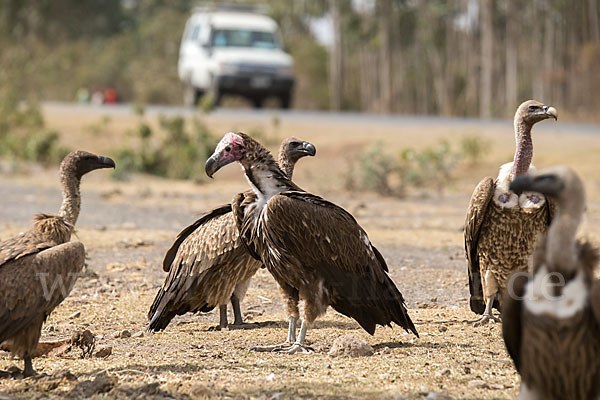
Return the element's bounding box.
[43,101,600,134]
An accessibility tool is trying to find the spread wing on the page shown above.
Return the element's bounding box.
[0,242,85,342]
[501,270,527,373]
[262,191,417,336]
[148,206,259,331]
[162,204,232,272]
[464,177,495,314]
[0,229,64,269]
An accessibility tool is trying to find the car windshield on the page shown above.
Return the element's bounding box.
[211,29,279,49]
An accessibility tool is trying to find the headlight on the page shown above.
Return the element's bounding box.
[219,63,238,75]
[278,65,293,76]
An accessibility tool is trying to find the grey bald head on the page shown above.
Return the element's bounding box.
[61,150,116,179]
[279,137,316,163]
[515,100,558,126]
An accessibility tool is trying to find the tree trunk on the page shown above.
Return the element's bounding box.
[378,0,393,113]
[329,0,343,110]
[505,0,518,113]
[479,0,494,118]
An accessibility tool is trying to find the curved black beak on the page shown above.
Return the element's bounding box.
[509,175,533,196]
[97,155,116,169]
[301,142,316,156]
[205,154,218,178]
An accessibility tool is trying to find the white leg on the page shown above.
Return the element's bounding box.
[251,316,297,352]
[517,382,542,400]
[284,319,315,354]
[473,296,501,327]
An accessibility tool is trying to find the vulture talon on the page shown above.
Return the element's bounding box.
[250,342,294,352]
[281,344,315,354]
[473,313,501,327]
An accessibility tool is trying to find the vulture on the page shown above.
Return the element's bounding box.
[0,151,115,376]
[502,166,600,400]
[465,100,557,326]
[205,132,418,354]
[147,137,316,331]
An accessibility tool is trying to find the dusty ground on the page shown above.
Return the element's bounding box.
[0,107,599,399]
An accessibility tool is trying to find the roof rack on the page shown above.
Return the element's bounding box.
[192,3,269,15]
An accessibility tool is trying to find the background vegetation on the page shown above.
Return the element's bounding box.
[1,0,599,118]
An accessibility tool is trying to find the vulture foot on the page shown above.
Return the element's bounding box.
[277,343,315,354]
[472,313,501,327]
[250,342,294,352]
[23,356,37,377]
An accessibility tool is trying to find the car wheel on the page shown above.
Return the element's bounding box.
[279,92,291,109]
[183,84,200,107]
[251,96,264,109]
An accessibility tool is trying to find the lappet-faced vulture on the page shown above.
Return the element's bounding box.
[148,138,316,331]
[205,132,418,354]
[465,100,557,326]
[0,151,115,376]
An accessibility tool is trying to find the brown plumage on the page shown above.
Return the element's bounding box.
[0,151,115,376]
[502,166,600,400]
[147,138,316,331]
[465,100,557,325]
[205,132,417,353]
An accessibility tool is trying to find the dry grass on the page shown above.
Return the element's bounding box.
[1,108,600,399]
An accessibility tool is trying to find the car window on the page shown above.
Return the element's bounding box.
[211,29,279,49]
[191,25,200,42]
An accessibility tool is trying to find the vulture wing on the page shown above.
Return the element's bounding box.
[262,191,417,336]
[148,208,260,331]
[162,204,232,272]
[464,177,495,314]
[0,230,64,269]
[232,191,261,262]
[0,242,85,342]
[501,270,527,373]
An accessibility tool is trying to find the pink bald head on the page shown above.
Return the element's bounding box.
[205,132,247,177]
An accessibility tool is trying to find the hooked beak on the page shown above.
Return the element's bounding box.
[300,142,316,157]
[543,105,558,121]
[205,154,219,178]
[96,155,116,169]
[509,175,533,196]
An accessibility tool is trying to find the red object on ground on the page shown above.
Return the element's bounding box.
[104,88,117,104]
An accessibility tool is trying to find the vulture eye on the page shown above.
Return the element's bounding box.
[225,146,232,152]
[528,105,538,111]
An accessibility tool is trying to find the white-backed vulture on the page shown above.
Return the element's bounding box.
[502,166,600,400]
[0,151,115,376]
[205,132,418,354]
[147,138,316,331]
[465,100,557,326]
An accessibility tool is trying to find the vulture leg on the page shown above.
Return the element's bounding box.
[209,306,229,331]
[251,316,297,352]
[231,294,244,325]
[473,296,501,327]
[23,355,36,377]
[281,319,315,354]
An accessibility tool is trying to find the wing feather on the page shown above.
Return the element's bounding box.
[0,242,85,341]
[501,269,527,373]
[262,191,417,336]
[464,177,495,314]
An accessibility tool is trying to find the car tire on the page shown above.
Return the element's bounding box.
[279,92,291,109]
[251,96,264,109]
[183,84,200,107]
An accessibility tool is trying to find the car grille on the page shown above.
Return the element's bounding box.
[236,63,280,75]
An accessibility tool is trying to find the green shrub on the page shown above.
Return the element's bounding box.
[460,134,491,165]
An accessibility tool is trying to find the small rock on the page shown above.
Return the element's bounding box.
[328,335,374,357]
[438,325,448,333]
[132,331,144,338]
[438,369,451,377]
[190,383,214,398]
[468,379,488,389]
[113,329,131,339]
[490,383,504,390]
[68,311,81,319]
[463,366,471,374]
[94,346,112,358]
[265,373,275,381]
[426,392,452,399]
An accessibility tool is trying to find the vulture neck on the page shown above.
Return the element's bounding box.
[243,153,297,204]
[58,172,81,227]
[277,155,296,179]
[511,120,534,178]
[545,194,585,274]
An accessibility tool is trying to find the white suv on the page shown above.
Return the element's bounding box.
[178,6,295,108]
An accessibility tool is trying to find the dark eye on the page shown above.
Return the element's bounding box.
[291,142,300,147]
[528,105,537,111]
[225,146,232,152]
